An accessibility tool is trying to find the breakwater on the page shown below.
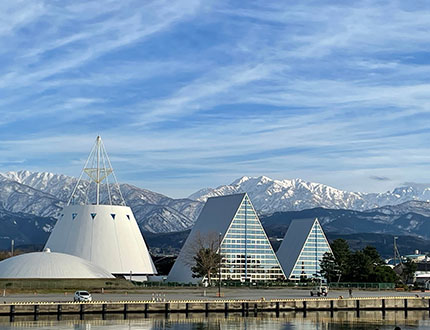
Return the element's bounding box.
[1,296,430,319]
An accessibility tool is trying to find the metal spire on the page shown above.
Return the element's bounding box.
[67,136,126,206]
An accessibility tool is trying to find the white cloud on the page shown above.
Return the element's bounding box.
[1,1,430,197]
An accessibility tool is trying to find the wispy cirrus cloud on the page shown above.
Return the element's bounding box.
[1,0,430,197]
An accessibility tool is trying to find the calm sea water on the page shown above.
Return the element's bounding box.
[0,311,429,330]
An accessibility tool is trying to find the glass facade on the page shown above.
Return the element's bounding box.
[289,221,332,280]
[217,195,285,281]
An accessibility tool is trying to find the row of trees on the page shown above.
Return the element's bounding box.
[320,239,415,283]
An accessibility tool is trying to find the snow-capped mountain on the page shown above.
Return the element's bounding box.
[0,205,56,250]
[261,200,430,240]
[0,170,203,233]
[189,176,430,213]
[3,171,430,237]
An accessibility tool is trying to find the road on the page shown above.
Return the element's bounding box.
[1,287,429,303]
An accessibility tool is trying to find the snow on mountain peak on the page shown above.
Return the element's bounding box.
[0,170,203,233]
[188,175,430,214]
[2,170,430,234]
[231,176,251,185]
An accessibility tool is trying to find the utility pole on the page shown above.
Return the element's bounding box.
[393,236,402,266]
[11,239,14,257]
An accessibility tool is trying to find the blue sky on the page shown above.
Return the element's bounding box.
[1,1,430,198]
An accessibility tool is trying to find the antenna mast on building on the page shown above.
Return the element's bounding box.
[68,136,126,206]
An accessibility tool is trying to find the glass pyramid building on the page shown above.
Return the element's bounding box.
[219,194,285,281]
[276,218,332,280]
[168,193,285,283]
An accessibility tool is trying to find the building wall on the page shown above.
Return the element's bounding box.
[45,204,156,275]
[217,195,284,281]
[289,220,331,280]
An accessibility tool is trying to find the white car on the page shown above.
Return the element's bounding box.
[74,291,92,302]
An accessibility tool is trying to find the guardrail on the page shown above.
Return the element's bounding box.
[1,296,430,321]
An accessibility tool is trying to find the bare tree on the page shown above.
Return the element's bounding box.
[182,231,222,285]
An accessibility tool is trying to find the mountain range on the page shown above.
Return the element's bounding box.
[0,170,202,234]
[2,171,430,251]
[190,176,430,213]
[261,200,430,240]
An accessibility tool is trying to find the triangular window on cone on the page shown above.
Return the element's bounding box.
[218,194,285,282]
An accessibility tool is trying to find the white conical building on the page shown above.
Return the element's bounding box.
[45,136,157,278]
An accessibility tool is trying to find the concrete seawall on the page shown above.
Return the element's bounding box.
[1,296,430,318]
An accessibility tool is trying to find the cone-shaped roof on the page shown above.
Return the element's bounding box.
[68,136,125,206]
[45,137,156,275]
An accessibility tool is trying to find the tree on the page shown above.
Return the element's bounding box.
[323,238,351,282]
[322,240,397,283]
[191,247,222,284]
[400,258,417,284]
[362,246,383,265]
[345,245,397,283]
[374,265,398,283]
[348,250,374,282]
[320,252,340,283]
[183,231,223,285]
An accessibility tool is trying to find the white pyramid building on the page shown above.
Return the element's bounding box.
[276,218,332,280]
[45,136,157,277]
[168,193,285,283]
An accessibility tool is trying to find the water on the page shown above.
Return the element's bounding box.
[0,311,429,330]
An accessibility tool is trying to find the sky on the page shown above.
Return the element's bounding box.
[1,1,430,198]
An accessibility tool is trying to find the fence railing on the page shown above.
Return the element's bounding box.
[329,282,395,290]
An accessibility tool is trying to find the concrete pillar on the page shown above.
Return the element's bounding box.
[355,300,360,317]
[381,299,386,318]
[404,299,408,318]
[330,300,334,318]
